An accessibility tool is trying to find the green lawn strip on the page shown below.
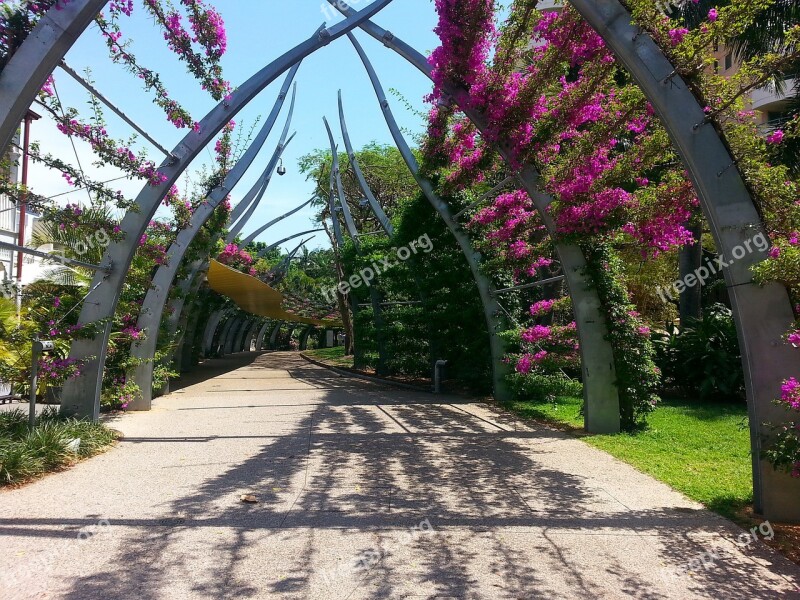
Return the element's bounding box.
[303,347,354,368]
[0,407,118,486]
[505,396,752,521]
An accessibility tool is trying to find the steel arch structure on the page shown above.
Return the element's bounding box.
[1,0,797,519]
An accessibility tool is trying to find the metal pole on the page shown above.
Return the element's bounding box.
[28,340,40,430]
[0,240,109,272]
[59,61,175,159]
[493,275,565,295]
[16,113,34,284]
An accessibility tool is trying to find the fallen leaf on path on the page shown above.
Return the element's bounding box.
[240,494,259,503]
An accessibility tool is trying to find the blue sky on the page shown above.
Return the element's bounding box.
[29,0,439,251]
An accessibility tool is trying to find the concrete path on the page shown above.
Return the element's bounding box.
[1,351,798,599]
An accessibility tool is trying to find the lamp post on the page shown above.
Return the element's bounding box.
[29,339,55,429]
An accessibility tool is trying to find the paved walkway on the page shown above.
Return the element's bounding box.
[1,352,798,599]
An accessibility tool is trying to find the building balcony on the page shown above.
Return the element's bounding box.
[750,77,797,112]
[536,0,563,12]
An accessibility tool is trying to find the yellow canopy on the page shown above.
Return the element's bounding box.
[207,259,341,327]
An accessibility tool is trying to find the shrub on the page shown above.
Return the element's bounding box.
[0,408,117,485]
[652,303,744,401]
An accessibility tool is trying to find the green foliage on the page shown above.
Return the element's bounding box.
[0,408,117,485]
[652,304,745,401]
[507,371,583,401]
[582,244,661,430]
[342,191,493,391]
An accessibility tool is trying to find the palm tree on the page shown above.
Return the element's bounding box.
[29,205,114,287]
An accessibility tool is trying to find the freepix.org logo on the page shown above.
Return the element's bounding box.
[321,234,433,302]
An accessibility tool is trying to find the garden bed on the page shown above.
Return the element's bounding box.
[0,407,118,487]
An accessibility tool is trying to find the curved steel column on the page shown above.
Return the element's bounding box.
[338,91,393,236]
[570,0,800,519]
[0,0,108,154]
[202,310,226,355]
[224,317,246,355]
[240,198,314,248]
[214,314,237,356]
[128,68,300,410]
[269,322,282,350]
[233,318,252,353]
[226,122,297,241]
[59,1,395,420]
[331,4,619,431]
[256,322,272,351]
[299,325,314,351]
[347,33,512,402]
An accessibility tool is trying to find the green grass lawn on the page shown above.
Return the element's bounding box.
[0,407,118,486]
[303,346,354,368]
[506,396,753,520]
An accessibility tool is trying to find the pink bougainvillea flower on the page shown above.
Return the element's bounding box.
[766,130,784,145]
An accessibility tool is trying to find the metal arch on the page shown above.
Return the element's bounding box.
[256,229,325,259]
[0,0,108,155]
[59,1,396,420]
[269,322,282,350]
[226,85,299,242]
[202,310,227,355]
[338,91,393,236]
[330,2,619,431]
[226,132,297,243]
[324,117,360,245]
[569,0,800,520]
[256,321,272,351]
[128,67,300,410]
[240,198,315,248]
[299,325,315,350]
[214,314,237,356]
[224,317,246,355]
[346,32,512,402]
[234,317,254,353]
[244,319,264,351]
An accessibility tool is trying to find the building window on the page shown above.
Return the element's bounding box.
[724,53,732,71]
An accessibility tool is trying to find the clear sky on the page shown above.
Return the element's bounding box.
[28,0,440,251]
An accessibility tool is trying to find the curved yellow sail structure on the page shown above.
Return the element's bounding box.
[207,259,341,327]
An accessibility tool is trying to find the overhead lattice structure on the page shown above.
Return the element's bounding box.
[0,0,798,522]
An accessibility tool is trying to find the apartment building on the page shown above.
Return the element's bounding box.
[0,111,40,288]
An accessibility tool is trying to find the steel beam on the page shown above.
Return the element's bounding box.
[127,67,300,410]
[331,4,619,431]
[202,310,226,355]
[224,317,245,355]
[240,198,314,248]
[269,322,282,350]
[59,1,396,420]
[233,317,253,353]
[255,321,272,351]
[347,32,512,402]
[569,0,800,520]
[338,91,393,235]
[0,0,108,155]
